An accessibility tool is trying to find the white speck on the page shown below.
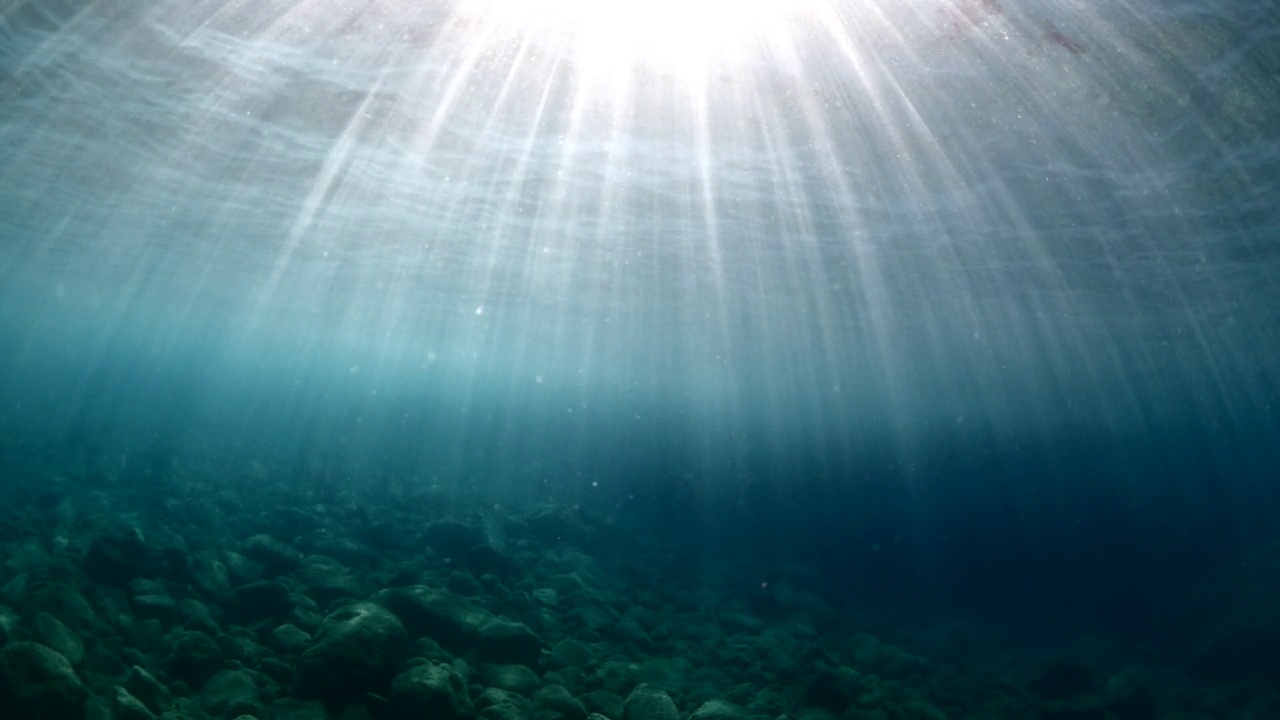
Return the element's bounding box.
[475,306,484,315]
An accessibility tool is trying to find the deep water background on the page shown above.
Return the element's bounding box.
[3,0,1280,665]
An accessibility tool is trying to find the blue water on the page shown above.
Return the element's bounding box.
[2,0,1279,686]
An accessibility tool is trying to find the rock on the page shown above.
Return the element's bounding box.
[483,664,542,696]
[688,699,748,720]
[241,535,303,576]
[390,661,474,720]
[580,690,625,720]
[34,611,85,666]
[623,684,680,720]
[125,665,173,715]
[1105,670,1156,720]
[0,604,20,644]
[299,556,366,606]
[477,687,529,711]
[224,552,265,586]
[373,586,489,648]
[718,612,765,634]
[178,599,220,635]
[268,625,312,655]
[266,698,328,720]
[198,669,261,718]
[1026,657,1098,701]
[447,571,484,597]
[424,520,487,559]
[28,583,100,633]
[465,544,522,579]
[192,559,233,599]
[133,595,179,625]
[165,631,225,686]
[82,643,128,679]
[85,528,164,585]
[112,686,158,720]
[0,642,89,720]
[804,666,866,714]
[234,581,293,623]
[478,617,547,665]
[533,684,588,720]
[294,602,408,700]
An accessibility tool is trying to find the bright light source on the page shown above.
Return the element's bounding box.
[468,0,810,79]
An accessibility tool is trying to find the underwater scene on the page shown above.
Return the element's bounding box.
[1,0,1279,718]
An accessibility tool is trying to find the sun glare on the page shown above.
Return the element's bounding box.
[471,0,809,79]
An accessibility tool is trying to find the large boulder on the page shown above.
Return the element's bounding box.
[294,601,409,699]
[0,642,89,720]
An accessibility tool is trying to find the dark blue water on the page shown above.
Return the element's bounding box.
[2,0,1279,716]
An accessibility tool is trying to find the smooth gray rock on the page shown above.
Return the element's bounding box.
[0,642,89,720]
[294,602,408,699]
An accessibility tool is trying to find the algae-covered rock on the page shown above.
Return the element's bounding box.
[241,535,303,576]
[233,581,293,623]
[165,630,226,686]
[0,641,89,720]
[34,611,86,666]
[294,601,408,699]
[482,663,542,696]
[623,684,680,720]
[390,661,474,719]
[688,699,749,720]
[112,686,158,720]
[125,665,173,715]
[533,683,588,720]
[198,669,261,718]
[372,585,546,663]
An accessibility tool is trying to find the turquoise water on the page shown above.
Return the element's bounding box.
[2,1,1279,717]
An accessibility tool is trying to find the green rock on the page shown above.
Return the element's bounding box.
[623,684,680,720]
[0,642,89,720]
[533,684,588,720]
[125,665,173,715]
[34,611,85,666]
[112,686,158,720]
[294,602,408,700]
[689,699,748,720]
[198,669,261,718]
[391,661,474,719]
[483,663,542,696]
[165,631,225,686]
[242,535,303,575]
